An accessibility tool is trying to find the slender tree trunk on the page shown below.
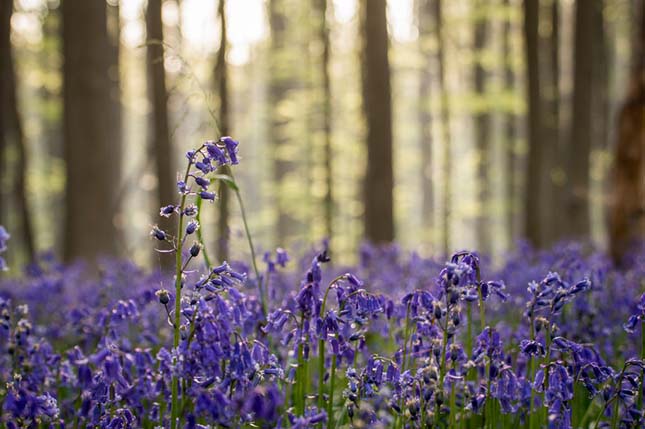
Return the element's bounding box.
[0,0,10,233]
[523,0,546,247]
[502,0,517,243]
[545,0,562,244]
[1,0,36,260]
[609,0,644,262]
[215,0,231,262]
[473,0,491,255]
[62,0,121,262]
[567,0,594,238]
[314,0,333,241]
[268,0,292,245]
[591,0,609,152]
[435,0,452,254]
[146,0,174,269]
[360,0,394,244]
[417,0,434,245]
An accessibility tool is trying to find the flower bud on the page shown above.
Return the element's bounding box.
[155,289,170,305]
[189,242,202,257]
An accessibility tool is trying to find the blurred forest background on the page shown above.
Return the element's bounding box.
[0,0,643,271]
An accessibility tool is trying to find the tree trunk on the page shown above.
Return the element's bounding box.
[473,0,491,255]
[62,0,121,262]
[502,0,517,243]
[360,0,394,244]
[146,0,174,270]
[1,0,36,261]
[314,0,333,241]
[591,1,609,152]
[215,0,231,262]
[435,0,452,255]
[417,0,434,245]
[609,0,644,263]
[566,0,594,238]
[268,0,292,245]
[0,0,7,230]
[523,0,547,247]
[544,0,562,244]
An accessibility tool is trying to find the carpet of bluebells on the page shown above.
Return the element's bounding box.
[1,138,644,429]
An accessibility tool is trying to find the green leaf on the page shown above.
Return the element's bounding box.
[210,174,239,191]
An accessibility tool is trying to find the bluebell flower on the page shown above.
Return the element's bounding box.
[0,225,8,271]
[159,205,177,217]
[623,293,645,334]
[200,191,216,201]
[186,220,200,235]
[150,225,167,241]
[221,136,239,164]
[205,141,228,165]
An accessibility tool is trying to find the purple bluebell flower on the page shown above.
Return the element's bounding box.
[150,225,167,241]
[221,136,239,164]
[624,293,645,334]
[0,225,8,271]
[200,191,216,201]
[186,220,200,235]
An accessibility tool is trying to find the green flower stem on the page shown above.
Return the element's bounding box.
[317,276,345,419]
[296,341,305,415]
[401,302,412,374]
[449,361,457,428]
[477,287,486,332]
[170,150,200,429]
[541,325,553,427]
[228,171,266,317]
[527,317,536,429]
[328,355,337,429]
[638,321,645,423]
[194,196,211,268]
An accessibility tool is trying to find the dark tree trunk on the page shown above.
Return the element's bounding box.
[1,0,36,261]
[0,0,7,229]
[215,0,231,262]
[544,0,562,244]
[360,0,394,244]
[523,0,547,247]
[62,0,121,262]
[473,0,491,255]
[609,0,644,263]
[314,0,333,241]
[435,0,452,254]
[567,0,594,238]
[417,0,434,245]
[591,1,609,152]
[146,0,174,270]
[502,0,517,242]
[268,0,292,245]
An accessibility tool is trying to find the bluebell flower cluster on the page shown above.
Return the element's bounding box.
[0,226,9,271]
[1,140,644,428]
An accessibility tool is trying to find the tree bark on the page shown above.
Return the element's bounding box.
[523,0,547,247]
[0,0,7,229]
[62,0,121,262]
[502,0,517,242]
[1,0,36,260]
[435,0,452,254]
[268,0,293,245]
[146,0,174,270]
[417,0,434,245]
[609,0,644,263]
[567,0,594,238]
[215,0,231,262]
[312,0,333,243]
[473,0,491,255]
[544,0,562,244]
[360,0,394,244]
